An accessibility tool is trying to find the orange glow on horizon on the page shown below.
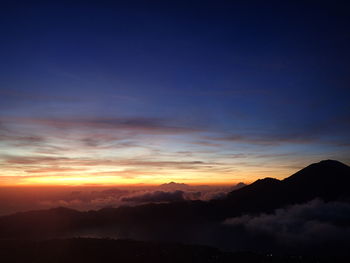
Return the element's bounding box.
[1,175,248,187]
[0,167,296,187]
[0,149,305,187]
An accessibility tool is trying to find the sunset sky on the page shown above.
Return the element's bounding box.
[1,1,350,186]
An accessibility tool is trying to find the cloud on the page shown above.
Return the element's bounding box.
[25,167,87,174]
[37,188,131,211]
[121,190,185,203]
[0,134,45,147]
[208,133,317,146]
[224,199,350,255]
[2,116,201,135]
[0,155,215,171]
[1,155,70,165]
[0,184,235,215]
[191,141,222,147]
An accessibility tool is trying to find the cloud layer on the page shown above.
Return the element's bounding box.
[1,114,350,186]
[223,199,350,255]
[0,184,240,215]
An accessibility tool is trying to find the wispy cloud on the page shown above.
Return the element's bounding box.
[2,116,201,135]
[206,132,317,146]
[24,167,87,174]
[1,155,215,169]
[0,134,46,147]
[1,111,349,185]
[121,190,185,203]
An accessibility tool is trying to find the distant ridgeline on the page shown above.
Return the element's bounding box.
[0,160,349,259]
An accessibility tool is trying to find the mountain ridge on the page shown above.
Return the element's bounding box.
[222,159,350,214]
[0,160,349,240]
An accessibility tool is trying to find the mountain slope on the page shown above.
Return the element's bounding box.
[221,160,350,216]
[0,160,349,240]
[283,160,350,200]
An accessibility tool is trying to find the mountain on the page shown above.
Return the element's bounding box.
[159,182,190,190]
[283,160,350,200]
[221,160,350,215]
[231,182,247,190]
[0,160,349,243]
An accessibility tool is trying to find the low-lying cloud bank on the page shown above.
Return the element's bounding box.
[0,183,244,215]
[121,190,185,202]
[39,187,236,210]
[223,199,350,255]
[38,198,350,256]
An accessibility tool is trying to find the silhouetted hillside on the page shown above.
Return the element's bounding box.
[0,238,341,263]
[0,160,349,256]
[0,160,349,239]
[221,160,350,216]
[231,182,247,190]
[283,160,350,201]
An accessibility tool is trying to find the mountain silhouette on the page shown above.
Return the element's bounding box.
[220,160,350,215]
[231,182,247,190]
[0,160,349,241]
[283,160,350,198]
[160,182,189,187]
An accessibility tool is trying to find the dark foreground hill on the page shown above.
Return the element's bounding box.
[0,238,345,263]
[0,160,349,256]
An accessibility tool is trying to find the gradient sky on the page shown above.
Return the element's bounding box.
[1,1,350,186]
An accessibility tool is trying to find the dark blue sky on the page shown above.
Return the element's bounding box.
[0,1,349,185]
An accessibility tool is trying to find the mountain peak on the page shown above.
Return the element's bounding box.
[316,159,347,166]
[160,182,188,187]
[284,159,350,183]
[251,177,281,186]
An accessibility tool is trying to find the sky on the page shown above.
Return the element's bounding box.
[0,1,350,186]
